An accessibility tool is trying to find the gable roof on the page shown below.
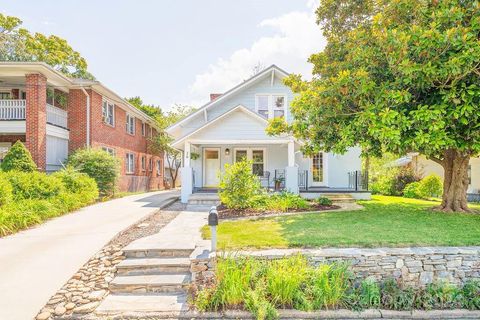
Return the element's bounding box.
[171,104,270,147]
[166,64,289,133]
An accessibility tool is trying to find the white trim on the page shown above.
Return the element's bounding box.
[171,105,269,147]
[185,139,293,145]
[102,99,115,127]
[310,152,328,187]
[0,120,25,133]
[126,113,135,135]
[255,93,287,120]
[166,65,289,132]
[125,152,135,174]
[202,147,221,187]
[46,124,69,139]
[233,147,267,176]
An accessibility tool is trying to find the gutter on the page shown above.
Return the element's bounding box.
[80,88,91,147]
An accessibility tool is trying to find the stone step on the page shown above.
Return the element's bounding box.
[187,193,220,206]
[117,257,191,276]
[96,293,188,314]
[329,198,356,203]
[123,247,193,259]
[109,273,191,294]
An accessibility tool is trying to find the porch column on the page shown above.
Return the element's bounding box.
[25,73,47,171]
[181,141,193,203]
[285,140,299,194]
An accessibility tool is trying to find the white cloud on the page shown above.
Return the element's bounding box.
[187,2,326,105]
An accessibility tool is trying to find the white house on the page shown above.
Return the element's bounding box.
[166,65,369,203]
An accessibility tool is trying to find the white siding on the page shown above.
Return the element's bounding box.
[46,135,68,172]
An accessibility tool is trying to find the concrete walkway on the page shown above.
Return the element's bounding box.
[0,190,179,320]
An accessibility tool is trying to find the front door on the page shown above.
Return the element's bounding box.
[204,148,221,187]
[311,152,325,186]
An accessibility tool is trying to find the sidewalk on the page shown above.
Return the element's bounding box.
[0,190,179,320]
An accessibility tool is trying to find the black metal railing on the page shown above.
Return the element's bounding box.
[274,169,285,190]
[348,170,369,191]
[298,170,309,191]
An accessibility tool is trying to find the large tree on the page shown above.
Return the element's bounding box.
[268,0,480,212]
[0,13,93,79]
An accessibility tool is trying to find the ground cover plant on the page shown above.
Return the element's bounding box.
[218,161,337,217]
[202,196,480,250]
[192,256,480,320]
[0,142,99,236]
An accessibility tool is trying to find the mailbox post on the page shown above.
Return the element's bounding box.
[208,206,218,252]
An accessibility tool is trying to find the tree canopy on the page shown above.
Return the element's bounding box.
[0,13,93,79]
[268,0,480,212]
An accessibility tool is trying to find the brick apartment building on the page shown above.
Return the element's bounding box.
[0,62,164,192]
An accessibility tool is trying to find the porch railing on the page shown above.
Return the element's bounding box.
[298,170,309,191]
[348,170,369,191]
[47,104,68,129]
[0,99,26,120]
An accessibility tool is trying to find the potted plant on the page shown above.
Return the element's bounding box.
[274,177,284,191]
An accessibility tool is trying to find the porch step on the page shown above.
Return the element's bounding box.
[324,193,356,203]
[123,247,194,259]
[117,257,191,276]
[109,273,191,294]
[187,193,220,206]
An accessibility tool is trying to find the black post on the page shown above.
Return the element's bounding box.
[306,170,308,191]
[355,170,358,191]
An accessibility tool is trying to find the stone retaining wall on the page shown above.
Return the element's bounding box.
[192,247,480,287]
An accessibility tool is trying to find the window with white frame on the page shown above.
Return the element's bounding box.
[102,100,115,126]
[141,155,146,171]
[234,148,265,176]
[126,114,135,135]
[255,94,286,119]
[149,126,153,138]
[156,159,162,175]
[102,146,115,156]
[141,122,146,136]
[149,157,153,171]
[126,153,135,174]
[0,91,11,100]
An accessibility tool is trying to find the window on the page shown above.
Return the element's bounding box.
[126,114,135,135]
[256,95,269,118]
[273,95,285,118]
[156,159,162,175]
[102,100,115,126]
[141,155,146,171]
[142,122,146,136]
[312,152,324,183]
[0,143,11,163]
[255,94,286,119]
[102,146,115,156]
[126,153,135,174]
[149,157,153,171]
[234,149,248,162]
[0,92,11,100]
[252,150,265,176]
[149,126,153,138]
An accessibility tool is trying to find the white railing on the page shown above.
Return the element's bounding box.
[0,100,26,120]
[47,104,68,129]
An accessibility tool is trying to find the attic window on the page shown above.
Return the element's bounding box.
[255,94,286,119]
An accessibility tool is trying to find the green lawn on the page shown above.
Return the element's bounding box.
[202,196,480,250]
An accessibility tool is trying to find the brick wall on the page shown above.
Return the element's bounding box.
[87,90,164,192]
[25,73,47,171]
[0,135,26,143]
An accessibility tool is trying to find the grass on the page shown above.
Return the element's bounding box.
[202,196,480,250]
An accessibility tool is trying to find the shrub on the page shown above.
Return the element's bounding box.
[52,167,99,201]
[0,173,13,206]
[370,167,420,196]
[219,161,261,209]
[0,141,37,172]
[460,280,480,310]
[359,278,381,308]
[403,182,423,199]
[265,192,309,212]
[418,174,443,198]
[5,171,64,200]
[68,148,120,196]
[317,196,333,206]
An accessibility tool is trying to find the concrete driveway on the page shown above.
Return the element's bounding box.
[0,190,179,320]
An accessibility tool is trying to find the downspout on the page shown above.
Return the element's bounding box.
[80,88,91,147]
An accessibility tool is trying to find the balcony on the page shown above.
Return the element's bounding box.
[0,100,26,120]
[0,100,67,129]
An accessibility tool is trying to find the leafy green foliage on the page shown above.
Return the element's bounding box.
[5,171,64,200]
[0,13,93,79]
[219,161,261,210]
[0,141,37,172]
[0,173,13,206]
[418,174,443,198]
[259,192,310,212]
[317,196,333,206]
[459,280,480,310]
[403,182,422,199]
[0,168,100,236]
[68,148,120,197]
[370,167,419,196]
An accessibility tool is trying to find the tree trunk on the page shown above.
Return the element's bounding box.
[437,149,470,212]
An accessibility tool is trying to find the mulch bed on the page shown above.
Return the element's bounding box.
[217,203,340,219]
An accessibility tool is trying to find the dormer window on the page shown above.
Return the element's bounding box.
[255,94,286,119]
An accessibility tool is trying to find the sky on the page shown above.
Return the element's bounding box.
[2,0,326,110]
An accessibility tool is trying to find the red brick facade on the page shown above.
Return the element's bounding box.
[25,73,47,170]
[1,70,164,192]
